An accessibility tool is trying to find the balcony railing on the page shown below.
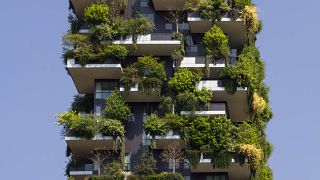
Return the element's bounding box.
[69,164,95,176]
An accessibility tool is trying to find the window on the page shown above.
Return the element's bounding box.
[168,159,180,170]
[124,154,131,171]
[95,106,101,116]
[142,13,154,21]
[95,80,119,99]
[165,23,173,30]
[140,0,149,7]
[178,23,190,31]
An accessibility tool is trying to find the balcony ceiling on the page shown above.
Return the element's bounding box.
[66,137,115,159]
[152,0,187,10]
[67,61,122,94]
[112,41,181,56]
[70,0,99,20]
[190,162,250,180]
[213,90,249,122]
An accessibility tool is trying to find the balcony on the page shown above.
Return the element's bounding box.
[187,12,247,48]
[196,80,249,122]
[67,59,122,94]
[180,103,227,116]
[152,0,187,10]
[69,164,95,180]
[176,49,238,77]
[189,154,250,180]
[112,34,181,56]
[153,130,187,149]
[120,83,161,102]
[66,133,117,159]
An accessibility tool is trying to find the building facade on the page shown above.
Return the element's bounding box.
[58,0,273,180]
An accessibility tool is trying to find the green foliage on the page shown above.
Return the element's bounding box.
[144,114,168,137]
[73,44,97,65]
[120,65,140,93]
[171,50,184,68]
[186,150,201,168]
[199,0,229,21]
[89,175,124,180]
[121,56,166,94]
[237,144,263,171]
[70,116,96,139]
[235,122,259,146]
[134,149,157,176]
[127,14,155,49]
[105,91,130,123]
[168,68,201,93]
[163,113,187,131]
[56,111,80,132]
[136,56,167,94]
[176,91,199,112]
[91,23,117,42]
[159,96,174,115]
[98,119,125,138]
[101,161,124,178]
[211,151,232,168]
[185,116,235,152]
[255,164,273,180]
[71,94,94,113]
[233,0,252,9]
[63,33,88,48]
[224,45,265,90]
[128,172,183,180]
[104,45,128,61]
[84,3,110,25]
[202,24,230,60]
[194,88,213,105]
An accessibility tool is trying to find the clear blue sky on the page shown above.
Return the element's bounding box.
[0,0,319,179]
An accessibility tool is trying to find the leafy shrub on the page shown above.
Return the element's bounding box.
[233,0,252,9]
[144,114,168,137]
[168,68,201,93]
[98,119,124,138]
[237,144,263,171]
[120,65,140,93]
[89,175,124,180]
[199,0,229,21]
[70,117,96,139]
[91,23,117,42]
[256,164,273,180]
[127,172,183,180]
[133,149,157,176]
[202,24,230,60]
[223,45,265,90]
[104,45,128,61]
[73,44,97,65]
[127,14,155,49]
[121,56,166,94]
[235,122,259,146]
[186,150,201,168]
[240,5,259,33]
[105,91,130,123]
[185,116,235,152]
[84,3,110,25]
[252,92,267,114]
[163,113,187,131]
[176,91,199,112]
[211,151,232,168]
[135,56,167,94]
[63,33,88,48]
[71,94,94,113]
[159,96,174,114]
[194,88,213,105]
[101,161,124,178]
[56,111,81,134]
